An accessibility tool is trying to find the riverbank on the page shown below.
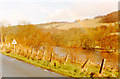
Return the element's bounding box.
[0,44,119,77]
[1,52,119,77]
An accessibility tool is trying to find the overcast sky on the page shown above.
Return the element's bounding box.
[0,0,119,25]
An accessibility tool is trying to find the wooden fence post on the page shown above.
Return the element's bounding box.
[31,49,34,60]
[99,59,106,73]
[31,49,34,57]
[50,52,53,62]
[81,59,90,68]
[43,51,46,60]
[65,54,69,62]
[36,50,39,60]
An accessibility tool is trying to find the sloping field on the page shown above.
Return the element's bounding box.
[36,18,116,30]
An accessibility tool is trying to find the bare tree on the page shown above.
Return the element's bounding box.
[18,20,31,25]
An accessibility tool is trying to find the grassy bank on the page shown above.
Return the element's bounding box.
[1,52,119,78]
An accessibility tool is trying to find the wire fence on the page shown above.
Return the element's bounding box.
[0,43,118,71]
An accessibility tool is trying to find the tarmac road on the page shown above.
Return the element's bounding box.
[1,53,65,77]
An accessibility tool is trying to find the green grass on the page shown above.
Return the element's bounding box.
[1,52,119,77]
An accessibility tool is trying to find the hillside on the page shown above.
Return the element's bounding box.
[0,11,118,50]
[34,11,118,30]
[100,11,118,23]
[34,18,103,30]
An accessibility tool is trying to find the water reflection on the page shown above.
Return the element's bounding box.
[41,46,118,69]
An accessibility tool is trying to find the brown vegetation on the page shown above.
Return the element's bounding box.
[0,22,118,52]
[100,11,118,23]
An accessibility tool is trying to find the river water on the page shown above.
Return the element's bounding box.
[40,46,119,69]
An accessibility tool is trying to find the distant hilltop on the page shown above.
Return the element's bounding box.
[100,11,118,23]
[1,10,118,29]
[26,10,119,30]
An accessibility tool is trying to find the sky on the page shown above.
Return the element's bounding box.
[0,0,119,25]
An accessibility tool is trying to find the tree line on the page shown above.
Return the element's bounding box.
[0,22,118,52]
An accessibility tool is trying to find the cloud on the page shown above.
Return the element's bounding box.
[45,1,118,22]
[0,0,119,25]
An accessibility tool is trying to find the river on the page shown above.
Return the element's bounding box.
[40,46,119,69]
